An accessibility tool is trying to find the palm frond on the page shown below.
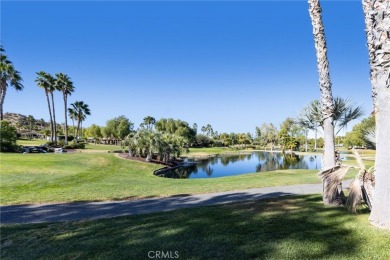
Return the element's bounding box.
[345,150,375,212]
[346,179,363,213]
[319,165,351,202]
[351,148,366,171]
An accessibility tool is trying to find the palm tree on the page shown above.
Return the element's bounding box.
[308,0,338,205]
[297,107,316,152]
[333,97,364,135]
[46,74,57,142]
[308,100,322,150]
[70,101,91,143]
[35,71,54,141]
[55,73,75,145]
[365,0,390,229]
[27,115,35,139]
[362,0,377,113]
[68,107,77,137]
[142,116,156,130]
[309,97,364,137]
[0,46,24,120]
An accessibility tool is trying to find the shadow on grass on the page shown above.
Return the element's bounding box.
[2,194,388,259]
[1,191,295,224]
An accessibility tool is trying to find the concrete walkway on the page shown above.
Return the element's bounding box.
[0,181,351,224]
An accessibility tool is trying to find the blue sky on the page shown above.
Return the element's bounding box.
[2,0,372,135]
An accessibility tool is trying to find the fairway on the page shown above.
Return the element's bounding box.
[1,194,389,259]
[0,152,361,205]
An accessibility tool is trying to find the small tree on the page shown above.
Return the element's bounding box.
[0,120,19,152]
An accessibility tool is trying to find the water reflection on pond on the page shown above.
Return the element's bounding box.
[156,152,322,179]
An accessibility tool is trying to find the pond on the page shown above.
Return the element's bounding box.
[154,152,323,179]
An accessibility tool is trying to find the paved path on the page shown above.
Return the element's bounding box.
[0,181,351,224]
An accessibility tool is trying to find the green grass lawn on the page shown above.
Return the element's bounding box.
[184,147,237,156]
[17,139,121,151]
[83,143,121,151]
[0,152,362,205]
[16,139,47,146]
[1,194,389,259]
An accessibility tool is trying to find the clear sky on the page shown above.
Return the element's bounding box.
[2,0,372,135]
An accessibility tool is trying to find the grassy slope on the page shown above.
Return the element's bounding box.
[16,139,47,146]
[17,139,120,151]
[1,194,389,259]
[1,148,369,205]
[83,143,121,151]
[184,147,237,157]
[0,152,355,205]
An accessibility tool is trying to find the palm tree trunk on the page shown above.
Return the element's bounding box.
[45,90,54,141]
[314,128,318,150]
[362,0,377,113]
[308,0,338,205]
[369,72,390,229]
[72,119,75,137]
[50,92,57,143]
[368,0,390,229]
[64,94,69,144]
[0,81,7,121]
[75,118,80,144]
[305,129,308,152]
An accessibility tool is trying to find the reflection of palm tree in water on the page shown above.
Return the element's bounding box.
[205,166,213,176]
[309,155,320,170]
[282,154,299,169]
[256,152,281,172]
[219,154,249,166]
[256,152,309,172]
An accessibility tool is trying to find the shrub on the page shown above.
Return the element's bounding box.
[111,150,127,153]
[0,121,21,152]
[63,142,85,149]
[45,141,56,147]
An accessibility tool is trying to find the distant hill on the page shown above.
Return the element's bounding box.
[3,113,50,133]
[3,112,28,126]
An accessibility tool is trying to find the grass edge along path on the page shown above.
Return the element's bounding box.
[1,194,390,259]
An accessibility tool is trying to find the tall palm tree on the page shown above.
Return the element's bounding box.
[365,0,390,229]
[46,74,57,142]
[55,73,74,145]
[68,107,77,137]
[307,100,322,150]
[27,115,35,139]
[0,46,24,120]
[71,101,91,143]
[297,107,316,152]
[362,0,377,113]
[142,116,156,130]
[308,0,338,205]
[35,71,54,141]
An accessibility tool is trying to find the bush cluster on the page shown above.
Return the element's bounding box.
[0,121,22,152]
[63,143,85,149]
